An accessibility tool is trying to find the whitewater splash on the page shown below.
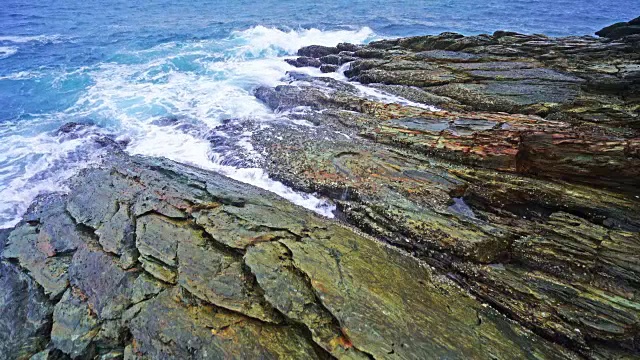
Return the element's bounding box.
[0,25,439,228]
[0,26,382,228]
[0,46,18,59]
[0,34,66,44]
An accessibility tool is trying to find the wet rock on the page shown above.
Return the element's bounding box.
[319,54,341,65]
[28,348,68,360]
[175,217,282,323]
[2,198,87,299]
[398,32,466,51]
[95,203,137,269]
[355,67,458,86]
[51,288,100,358]
[0,262,53,359]
[68,246,137,320]
[297,45,339,58]
[135,214,180,282]
[4,19,640,359]
[244,241,370,359]
[254,85,331,111]
[337,42,361,52]
[320,64,339,73]
[285,56,322,68]
[56,122,88,135]
[0,229,9,254]
[596,16,640,39]
[277,224,574,359]
[0,152,579,358]
[343,28,640,130]
[244,21,640,357]
[429,80,581,113]
[368,83,466,110]
[414,49,481,62]
[456,263,640,352]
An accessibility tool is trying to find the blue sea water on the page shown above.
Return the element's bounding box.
[0,0,638,227]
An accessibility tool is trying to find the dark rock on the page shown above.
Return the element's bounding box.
[297,45,339,58]
[320,64,339,73]
[337,42,361,52]
[243,20,640,357]
[493,30,525,38]
[398,32,465,51]
[353,48,387,58]
[128,289,319,359]
[319,54,341,65]
[4,19,640,359]
[3,197,88,299]
[0,228,10,255]
[284,56,322,68]
[414,49,481,62]
[367,83,466,110]
[320,53,356,66]
[51,288,100,358]
[596,16,640,39]
[0,262,53,359]
[56,122,86,134]
[150,116,180,127]
[68,246,138,320]
[255,85,328,111]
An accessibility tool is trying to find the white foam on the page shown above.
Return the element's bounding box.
[230,26,376,58]
[1,26,383,225]
[127,127,335,218]
[0,34,65,44]
[0,46,18,59]
[312,62,441,110]
[70,62,272,129]
[0,129,106,228]
[64,26,374,217]
[352,83,441,111]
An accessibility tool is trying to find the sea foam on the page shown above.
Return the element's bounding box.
[0,34,66,44]
[0,46,18,59]
[0,26,430,228]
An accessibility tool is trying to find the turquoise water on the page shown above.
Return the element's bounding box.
[0,0,638,227]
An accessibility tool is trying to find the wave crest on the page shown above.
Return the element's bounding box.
[0,46,18,59]
[0,34,66,44]
[229,26,376,58]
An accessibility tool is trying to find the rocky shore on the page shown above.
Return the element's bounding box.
[1,18,639,359]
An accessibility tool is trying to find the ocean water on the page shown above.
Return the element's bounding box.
[0,0,638,228]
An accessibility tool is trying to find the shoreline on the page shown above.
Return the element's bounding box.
[1,17,639,359]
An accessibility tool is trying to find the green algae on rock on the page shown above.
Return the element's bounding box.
[240,20,640,358]
[0,152,577,359]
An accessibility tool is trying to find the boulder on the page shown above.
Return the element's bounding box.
[297,45,340,58]
[284,56,322,68]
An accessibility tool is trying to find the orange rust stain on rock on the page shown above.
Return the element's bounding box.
[330,334,354,349]
[311,279,328,293]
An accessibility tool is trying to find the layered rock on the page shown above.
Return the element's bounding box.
[0,152,578,359]
[236,20,640,358]
[2,19,640,359]
[296,23,640,132]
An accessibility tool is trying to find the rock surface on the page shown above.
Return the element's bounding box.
[239,20,640,358]
[0,152,579,359]
[596,16,640,39]
[2,19,640,359]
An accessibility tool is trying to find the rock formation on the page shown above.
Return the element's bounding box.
[1,19,639,359]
